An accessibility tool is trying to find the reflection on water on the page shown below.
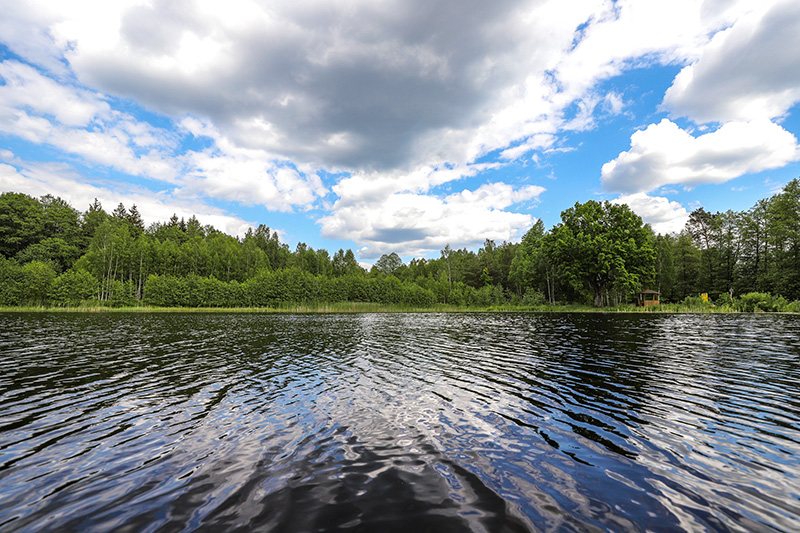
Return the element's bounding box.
[1,312,799,531]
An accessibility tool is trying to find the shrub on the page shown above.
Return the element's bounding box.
[522,288,546,306]
[50,270,98,306]
[737,292,788,312]
[681,295,709,308]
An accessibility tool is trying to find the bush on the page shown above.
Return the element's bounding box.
[50,270,98,306]
[0,257,22,305]
[715,292,736,309]
[107,279,137,307]
[522,288,546,306]
[681,295,710,308]
[736,292,788,312]
[18,260,57,305]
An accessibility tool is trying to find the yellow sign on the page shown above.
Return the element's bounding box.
[701,293,708,302]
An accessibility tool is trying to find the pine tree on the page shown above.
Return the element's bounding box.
[127,204,145,234]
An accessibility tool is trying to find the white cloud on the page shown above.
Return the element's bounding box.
[6,0,680,173]
[0,60,181,182]
[663,0,800,123]
[611,192,689,235]
[319,181,544,259]
[0,60,108,126]
[0,60,325,211]
[601,119,800,193]
[551,0,756,107]
[2,0,798,256]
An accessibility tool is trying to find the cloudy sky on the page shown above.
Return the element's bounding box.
[1,0,799,260]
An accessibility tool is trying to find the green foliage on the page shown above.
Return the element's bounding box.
[522,288,546,306]
[0,192,44,258]
[0,257,22,305]
[374,252,404,276]
[18,261,57,306]
[3,180,800,312]
[50,270,98,306]
[680,295,712,310]
[16,237,82,273]
[735,292,788,313]
[547,200,655,307]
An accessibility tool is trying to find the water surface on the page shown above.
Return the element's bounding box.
[1,312,799,531]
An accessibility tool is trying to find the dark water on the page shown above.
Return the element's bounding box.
[1,313,799,532]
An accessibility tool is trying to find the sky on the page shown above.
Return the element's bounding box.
[1,0,799,263]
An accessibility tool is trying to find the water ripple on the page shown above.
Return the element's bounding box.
[1,312,799,531]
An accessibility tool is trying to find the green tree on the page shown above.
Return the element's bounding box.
[0,192,44,258]
[82,198,108,246]
[41,195,82,244]
[50,270,98,306]
[0,256,22,305]
[715,210,742,297]
[16,237,80,273]
[739,198,771,293]
[768,177,800,299]
[19,260,57,305]
[509,220,546,296]
[112,202,128,221]
[332,248,363,277]
[672,231,701,300]
[374,252,404,276]
[652,233,676,300]
[548,200,655,307]
[126,204,145,236]
[686,207,718,295]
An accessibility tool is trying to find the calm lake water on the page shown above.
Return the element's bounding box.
[0,312,799,532]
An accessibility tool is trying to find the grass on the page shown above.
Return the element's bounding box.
[1,302,791,314]
[0,302,471,314]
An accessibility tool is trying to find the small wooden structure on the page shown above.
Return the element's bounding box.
[636,290,660,307]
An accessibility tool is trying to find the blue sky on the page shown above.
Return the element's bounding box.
[1,0,799,263]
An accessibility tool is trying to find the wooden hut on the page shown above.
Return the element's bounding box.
[636,290,660,307]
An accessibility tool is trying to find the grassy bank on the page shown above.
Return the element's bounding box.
[1,302,795,314]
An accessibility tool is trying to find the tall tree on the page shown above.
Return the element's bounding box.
[686,207,718,294]
[652,232,676,300]
[374,252,404,276]
[40,195,82,243]
[768,177,800,299]
[509,220,547,296]
[739,198,771,293]
[82,198,108,245]
[672,231,701,300]
[127,204,146,236]
[112,203,128,221]
[0,192,44,258]
[548,200,655,307]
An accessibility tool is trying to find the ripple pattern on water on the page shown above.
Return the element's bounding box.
[1,312,799,532]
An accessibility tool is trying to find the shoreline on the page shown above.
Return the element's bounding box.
[0,304,795,314]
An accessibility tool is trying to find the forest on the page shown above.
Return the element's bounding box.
[1,178,799,311]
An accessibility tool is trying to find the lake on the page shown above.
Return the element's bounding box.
[1,312,798,532]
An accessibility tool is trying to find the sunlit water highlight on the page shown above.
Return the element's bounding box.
[0,312,798,531]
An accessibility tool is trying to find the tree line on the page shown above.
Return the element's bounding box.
[1,179,799,310]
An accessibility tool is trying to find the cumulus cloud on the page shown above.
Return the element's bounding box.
[0,60,325,211]
[67,0,590,171]
[319,181,544,258]
[601,119,800,193]
[0,59,181,182]
[611,192,689,235]
[663,0,800,123]
[2,0,798,255]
